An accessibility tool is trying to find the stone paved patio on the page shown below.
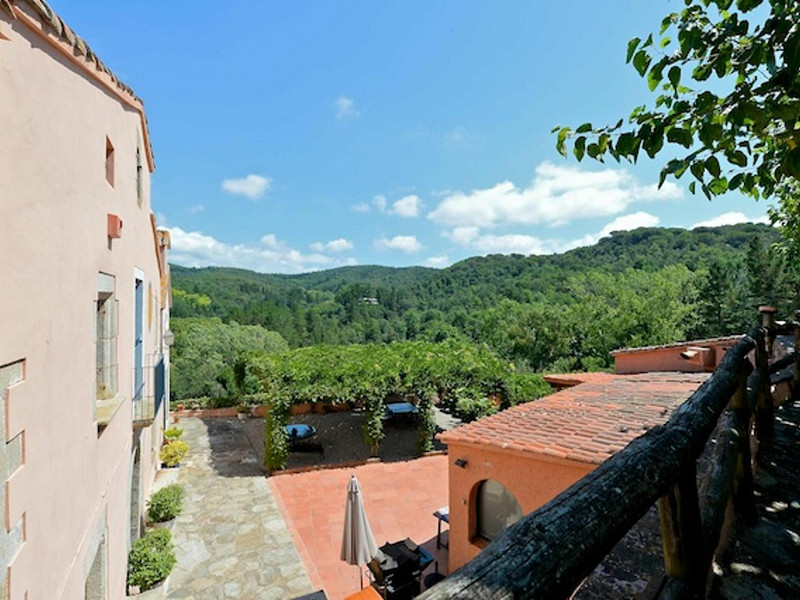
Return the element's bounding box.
[167,417,315,599]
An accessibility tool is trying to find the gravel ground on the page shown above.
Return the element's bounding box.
[240,410,447,471]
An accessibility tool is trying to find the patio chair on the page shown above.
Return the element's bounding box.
[367,557,420,600]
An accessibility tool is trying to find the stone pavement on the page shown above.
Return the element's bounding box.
[167,417,315,599]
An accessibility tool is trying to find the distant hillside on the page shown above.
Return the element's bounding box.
[171,223,787,361]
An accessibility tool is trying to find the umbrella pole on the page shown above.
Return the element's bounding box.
[359,566,363,589]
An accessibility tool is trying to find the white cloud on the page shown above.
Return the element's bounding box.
[310,238,354,253]
[335,95,360,120]
[351,202,371,213]
[424,255,451,268]
[444,226,480,245]
[470,234,558,255]
[444,126,476,150]
[568,211,660,249]
[692,212,770,229]
[167,226,348,274]
[444,212,661,257]
[187,204,205,214]
[427,161,682,228]
[375,235,423,253]
[221,174,272,200]
[390,195,422,218]
[373,194,387,212]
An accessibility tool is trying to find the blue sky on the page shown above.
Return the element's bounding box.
[60,1,770,273]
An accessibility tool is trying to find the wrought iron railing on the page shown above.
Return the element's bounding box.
[132,355,166,426]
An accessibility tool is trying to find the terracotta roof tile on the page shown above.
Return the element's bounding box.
[439,372,708,465]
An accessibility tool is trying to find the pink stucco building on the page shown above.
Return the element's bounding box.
[0,2,172,598]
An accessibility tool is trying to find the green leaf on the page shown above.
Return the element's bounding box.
[660,37,671,48]
[667,127,693,148]
[690,161,704,181]
[705,156,721,178]
[626,37,641,63]
[573,136,586,161]
[668,66,681,90]
[556,127,571,157]
[633,50,651,77]
[576,123,593,134]
[708,177,728,195]
[688,181,697,194]
[728,150,747,167]
[648,63,664,91]
[616,132,635,156]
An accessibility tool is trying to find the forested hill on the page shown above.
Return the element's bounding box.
[171,223,791,369]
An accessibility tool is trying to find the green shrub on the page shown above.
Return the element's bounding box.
[503,373,552,407]
[416,391,437,454]
[147,484,184,523]
[159,441,188,468]
[127,529,176,591]
[163,427,183,440]
[452,388,498,423]
[264,395,289,472]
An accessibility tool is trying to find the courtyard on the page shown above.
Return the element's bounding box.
[167,416,449,599]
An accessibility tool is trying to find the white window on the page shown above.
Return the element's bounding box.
[96,273,118,400]
[476,479,523,541]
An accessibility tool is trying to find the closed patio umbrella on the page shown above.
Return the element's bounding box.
[341,475,378,588]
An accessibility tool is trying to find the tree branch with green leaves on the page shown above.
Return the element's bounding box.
[554,0,800,201]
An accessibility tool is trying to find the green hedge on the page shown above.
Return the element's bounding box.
[250,340,551,470]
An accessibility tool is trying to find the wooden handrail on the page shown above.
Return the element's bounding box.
[420,332,757,599]
[421,320,800,600]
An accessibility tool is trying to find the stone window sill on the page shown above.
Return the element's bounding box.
[96,394,125,428]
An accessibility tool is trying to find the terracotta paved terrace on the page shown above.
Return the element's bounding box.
[270,455,449,600]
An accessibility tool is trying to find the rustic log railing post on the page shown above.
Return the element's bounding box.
[794,310,800,400]
[753,322,774,441]
[759,305,776,356]
[657,462,705,592]
[730,367,757,525]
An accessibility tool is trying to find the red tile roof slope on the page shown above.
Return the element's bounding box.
[439,372,709,465]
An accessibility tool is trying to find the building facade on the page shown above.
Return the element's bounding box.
[438,372,708,571]
[0,2,171,598]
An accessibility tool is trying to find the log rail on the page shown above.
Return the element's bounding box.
[421,309,796,600]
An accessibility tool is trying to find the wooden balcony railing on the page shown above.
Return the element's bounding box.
[421,309,797,600]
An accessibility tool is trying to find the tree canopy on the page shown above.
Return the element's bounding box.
[554,0,800,203]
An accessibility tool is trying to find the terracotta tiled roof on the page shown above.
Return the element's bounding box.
[610,335,742,355]
[544,372,617,388]
[439,372,709,465]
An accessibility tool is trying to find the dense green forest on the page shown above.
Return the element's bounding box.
[170,224,799,402]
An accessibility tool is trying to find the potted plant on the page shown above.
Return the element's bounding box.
[236,403,251,421]
[147,484,184,529]
[160,440,188,468]
[127,529,176,595]
[163,426,183,441]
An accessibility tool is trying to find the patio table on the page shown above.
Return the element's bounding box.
[285,424,317,441]
[433,505,449,549]
[384,402,419,424]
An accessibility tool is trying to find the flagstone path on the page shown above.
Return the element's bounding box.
[167,417,315,599]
